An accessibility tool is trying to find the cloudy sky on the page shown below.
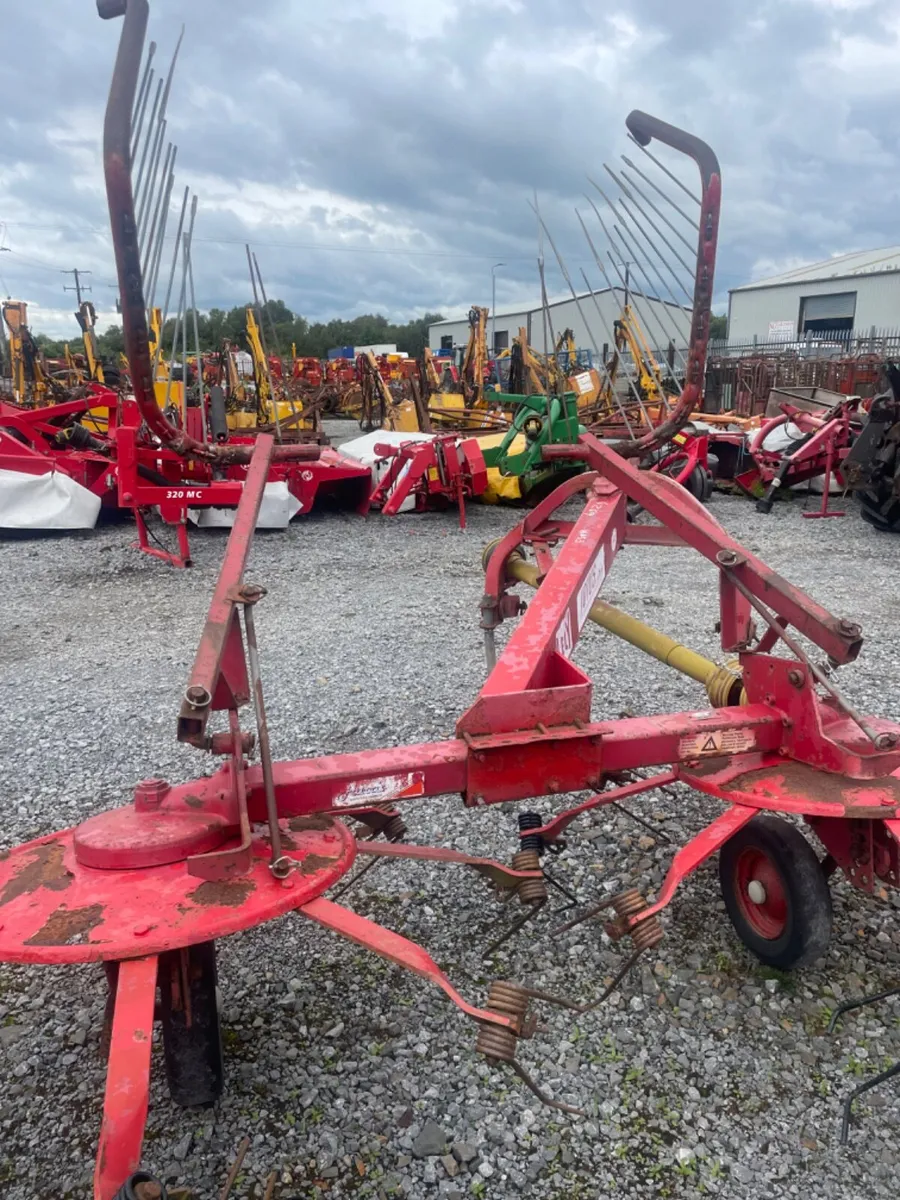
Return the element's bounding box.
[1,0,899,339]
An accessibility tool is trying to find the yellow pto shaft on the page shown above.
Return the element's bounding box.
[502,555,744,707]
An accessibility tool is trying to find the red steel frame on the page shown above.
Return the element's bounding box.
[736,397,860,519]
[6,7,899,1194]
[3,429,900,1196]
[366,434,489,528]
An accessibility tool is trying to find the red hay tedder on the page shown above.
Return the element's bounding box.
[2,4,899,1199]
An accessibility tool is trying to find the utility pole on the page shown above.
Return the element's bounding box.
[62,268,92,305]
[491,262,504,361]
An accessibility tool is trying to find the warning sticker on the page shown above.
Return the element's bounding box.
[333,772,425,809]
[678,728,756,758]
[573,371,593,395]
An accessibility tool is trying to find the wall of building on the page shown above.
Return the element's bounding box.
[428,289,691,357]
[728,272,900,341]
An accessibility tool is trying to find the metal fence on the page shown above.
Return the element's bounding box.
[699,328,900,416]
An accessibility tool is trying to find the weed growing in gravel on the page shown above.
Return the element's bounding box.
[754,965,798,994]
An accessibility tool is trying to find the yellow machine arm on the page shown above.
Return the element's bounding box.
[553,328,578,375]
[245,307,272,415]
[1,300,49,404]
[74,301,105,383]
[615,306,671,414]
[460,305,489,408]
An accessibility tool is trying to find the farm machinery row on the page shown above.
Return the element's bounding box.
[3,8,900,1200]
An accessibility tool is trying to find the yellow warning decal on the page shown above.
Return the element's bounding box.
[678,727,756,758]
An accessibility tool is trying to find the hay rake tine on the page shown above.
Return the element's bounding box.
[627,131,701,204]
[584,190,691,378]
[621,155,700,231]
[605,163,696,259]
[530,202,643,434]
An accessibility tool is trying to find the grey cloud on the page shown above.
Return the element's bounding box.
[2,0,899,338]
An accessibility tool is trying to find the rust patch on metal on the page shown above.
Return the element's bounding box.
[0,841,73,908]
[680,756,729,778]
[295,852,340,876]
[184,794,205,809]
[288,815,334,832]
[723,761,900,811]
[25,903,105,946]
[188,879,255,908]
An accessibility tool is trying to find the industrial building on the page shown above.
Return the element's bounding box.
[727,247,900,342]
[428,288,691,358]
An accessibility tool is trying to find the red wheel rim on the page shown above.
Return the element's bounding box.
[733,847,788,939]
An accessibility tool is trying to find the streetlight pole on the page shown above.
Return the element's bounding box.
[491,262,504,362]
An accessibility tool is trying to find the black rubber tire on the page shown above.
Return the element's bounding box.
[719,814,832,969]
[159,940,224,1107]
[686,464,709,502]
[112,1173,168,1200]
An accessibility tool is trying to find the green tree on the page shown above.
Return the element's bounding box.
[709,313,727,340]
[97,325,125,357]
[34,333,67,357]
[32,304,446,361]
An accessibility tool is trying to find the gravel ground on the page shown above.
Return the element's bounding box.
[2,447,900,1200]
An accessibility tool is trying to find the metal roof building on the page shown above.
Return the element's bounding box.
[428,288,691,358]
[728,246,900,342]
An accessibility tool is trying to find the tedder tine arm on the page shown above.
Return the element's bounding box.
[177,434,276,745]
[299,897,585,1115]
[93,955,158,1200]
[97,0,319,467]
[608,112,721,459]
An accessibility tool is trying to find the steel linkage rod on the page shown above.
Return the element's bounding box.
[575,267,641,435]
[589,190,692,337]
[185,228,208,442]
[621,155,699,231]
[582,193,689,387]
[594,181,693,307]
[146,156,176,312]
[602,165,696,281]
[163,195,197,420]
[152,185,189,377]
[627,132,701,205]
[246,243,282,439]
[576,204,678,407]
[533,192,556,354]
[604,213,692,370]
[135,25,183,238]
[131,76,162,217]
[600,110,721,456]
[608,162,696,257]
[164,226,189,421]
[141,140,175,279]
[129,40,155,157]
[253,251,303,428]
[98,1,316,464]
[136,116,167,249]
[252,252,282,359]
[529,203,638,434]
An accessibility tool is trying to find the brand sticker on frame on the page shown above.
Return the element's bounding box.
[576,547,607,630]
[678,728,756,758]
[333,771,425,808]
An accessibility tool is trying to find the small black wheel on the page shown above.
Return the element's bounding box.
[686,464,710,503]
[719,814,832,969]
[159,940,224,1107]
[112,1171,168,1200]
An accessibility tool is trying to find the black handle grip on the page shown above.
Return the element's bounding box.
[626,110,720,190]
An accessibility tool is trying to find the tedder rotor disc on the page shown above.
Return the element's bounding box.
[0,815,355,965]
